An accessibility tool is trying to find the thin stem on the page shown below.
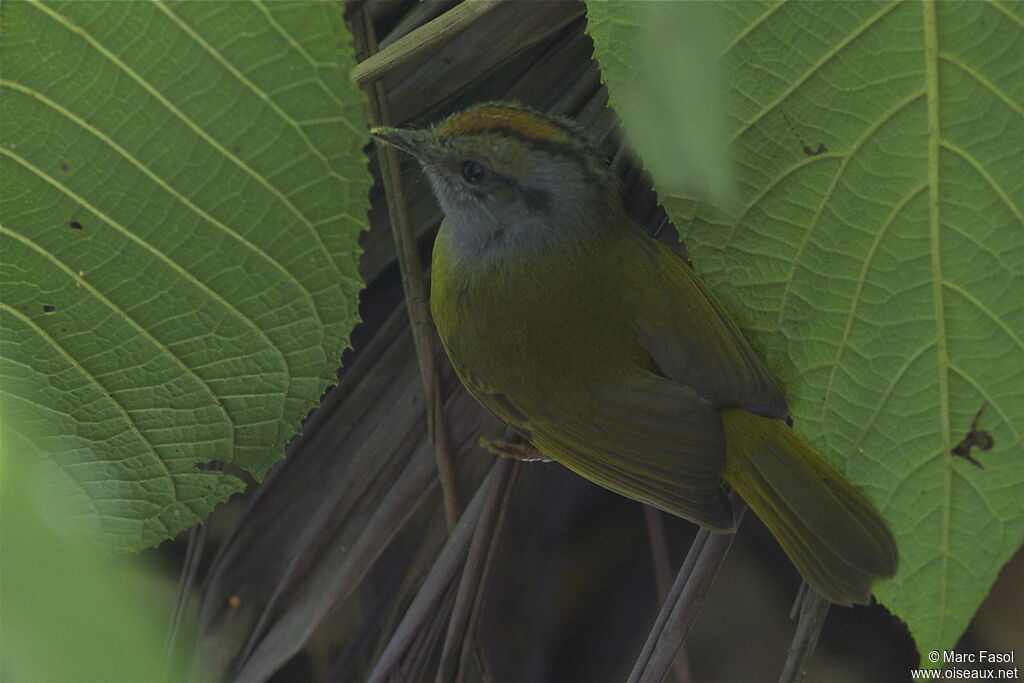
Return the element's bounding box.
[778,588,831,683]
[355,4,461,531]
[367,463,500,683]
[437,459,519,683]
[629,495,746,683]
[459,452,521,683]
[644,506,674,601]
[789,581,809,620]
[643,506,692,683]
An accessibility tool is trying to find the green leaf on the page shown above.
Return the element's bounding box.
[587,0,1024,664]
[0,1,370,553]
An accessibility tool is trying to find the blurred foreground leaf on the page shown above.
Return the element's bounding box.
[0,1,370,553]
[588,0,1024,665]
[0,413,184,681]
[586,2,733,206]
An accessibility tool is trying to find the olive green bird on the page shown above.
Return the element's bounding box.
[372,102,898,606]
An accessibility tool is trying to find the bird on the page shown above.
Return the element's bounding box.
[372,102,898,606]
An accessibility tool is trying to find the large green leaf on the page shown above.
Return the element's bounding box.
[0,1,370,553]
[587,0,1023,665]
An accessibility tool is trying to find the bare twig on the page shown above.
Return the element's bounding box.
[779,588,831,683]
[367,462,501,683]
[643,506,692,683]
[629,495,747,683]
[351,1,504,86]
[355,4,461,530]
[403,584,459,681]
[438,458,520,683]
[789,581,809,620]
[457,466,517,683]
[644,507,674,602]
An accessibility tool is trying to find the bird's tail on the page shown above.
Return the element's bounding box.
[721,409,898,605]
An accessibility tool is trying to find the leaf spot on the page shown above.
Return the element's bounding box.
[780,109,828,158]
[951,402,994,469]
[804,143,828,157]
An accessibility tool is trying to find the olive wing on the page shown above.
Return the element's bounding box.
[529,369,736,532]
[634,236,789,419]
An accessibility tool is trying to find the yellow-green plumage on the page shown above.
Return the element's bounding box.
[375,102,898,606]
[721,409,897,604]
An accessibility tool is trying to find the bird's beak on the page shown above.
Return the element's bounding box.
[370,126,433,161]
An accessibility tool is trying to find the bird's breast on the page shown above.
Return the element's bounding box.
[430,231,644,418]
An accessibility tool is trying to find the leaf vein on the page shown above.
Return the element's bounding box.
[0,82,293,411]
[730,1,902,142]
[940,141,1023,223]
[774,88,927,330]
[0,303,195,528]
[820,183,929,437]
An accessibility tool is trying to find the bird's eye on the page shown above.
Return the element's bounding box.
[461,160,485,184]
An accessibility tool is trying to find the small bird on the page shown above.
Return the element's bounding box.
[372,102,898,606]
